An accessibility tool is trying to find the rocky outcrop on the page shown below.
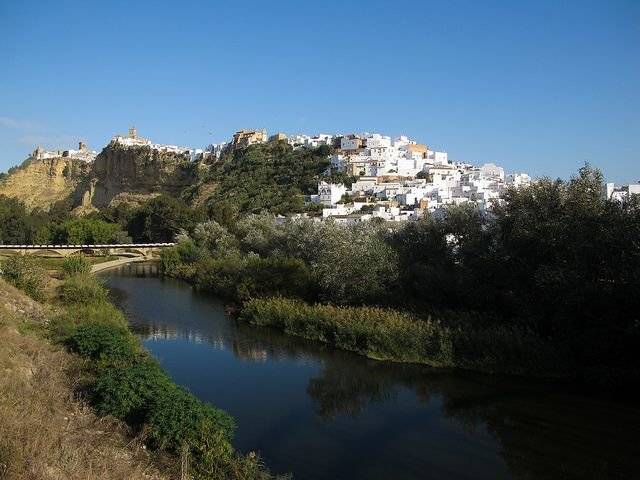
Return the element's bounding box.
[1,142,204,212]
[78,142,199,209]
[0,156,90,210]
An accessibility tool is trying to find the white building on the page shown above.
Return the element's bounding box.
[480,163,505,181]
[112,127,200,160]
[506,173,532,188]
[318,181,347,206]
[340,135,362,151]
[32,141,97,162]
[606,182,640,202]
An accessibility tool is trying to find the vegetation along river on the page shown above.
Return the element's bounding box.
[101,263,640,480]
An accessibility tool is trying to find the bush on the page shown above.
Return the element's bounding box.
[94,357,236,469]
[61,255,91,276]
[160,246,181,274]
[58,274,108,304]
[192,253,316,302]
[147,383,235,451]
[1,255,46,300]
[49,301,127,343]
[67,322,138,362]
[93,359,172,423]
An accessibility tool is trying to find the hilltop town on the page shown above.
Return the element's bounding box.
[4,127,638,222]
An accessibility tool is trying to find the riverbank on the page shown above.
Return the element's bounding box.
[240,296,570,377]
[0,278,166,480]
[102,264,640,480]
[0,257,283,480]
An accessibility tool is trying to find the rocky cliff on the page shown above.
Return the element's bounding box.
[0,156,90,210]
[77,142,200,209]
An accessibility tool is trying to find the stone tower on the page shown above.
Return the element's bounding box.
[128,126,137,139]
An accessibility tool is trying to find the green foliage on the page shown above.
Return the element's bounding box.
[1,255,46,300]
[93,359,172,422]
[160,246,182,274]
[0,195,52,244]
[146,383,235,451]
[49,301,127,343]
[111,164,640,382]
[52,218,130,244]
[67,322,138,361]
[58,274,108,304]
[241,297,566,375]
[61,255,91,276]
[127,195,204,242]
[193,220,239,255]
[187,250,315,302]
[204,142,333,215]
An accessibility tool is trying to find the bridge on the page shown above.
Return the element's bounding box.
[0,243,176,258]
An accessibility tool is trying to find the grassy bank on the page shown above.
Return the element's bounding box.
[240,297,571,377]
[0,280,167,479]
[0,255,282,480]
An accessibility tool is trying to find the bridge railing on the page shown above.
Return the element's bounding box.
[0,243,176,249]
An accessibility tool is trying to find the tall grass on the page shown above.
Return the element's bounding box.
[241,297,571,376]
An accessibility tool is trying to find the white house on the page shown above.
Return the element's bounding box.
[318,181,347,206]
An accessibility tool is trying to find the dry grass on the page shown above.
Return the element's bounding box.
[0,279,168,480]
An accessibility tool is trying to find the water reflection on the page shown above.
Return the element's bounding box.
[102,266,640,480]
[106,262,160,278]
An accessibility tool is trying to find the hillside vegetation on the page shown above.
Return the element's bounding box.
[196,141,335,215]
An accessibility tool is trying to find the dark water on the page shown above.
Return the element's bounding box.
[102,263,640,480]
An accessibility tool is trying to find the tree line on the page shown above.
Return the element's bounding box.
[159,166,640,385]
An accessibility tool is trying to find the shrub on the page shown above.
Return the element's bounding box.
[1,255,46,300]
[192,253,316,302]
[61,255,91,276]
[67,322,138,361]
[94,358,236,459]
[147,383,235,452]
[160,246,181,274]
[93,359,172,423]
[58,274,108,304]
[49,301,127,343]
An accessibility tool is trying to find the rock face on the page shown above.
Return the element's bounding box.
[0,157,90,210]
[1,142,203,212]
[78,142,199,209]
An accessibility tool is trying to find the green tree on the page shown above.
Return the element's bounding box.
[52,218,130,244]
[127,195,203,242]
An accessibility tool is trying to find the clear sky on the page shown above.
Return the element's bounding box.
[1,0,638,182]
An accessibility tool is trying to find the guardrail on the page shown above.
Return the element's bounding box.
[0,243,176,249]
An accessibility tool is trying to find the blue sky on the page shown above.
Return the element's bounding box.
[1,0,638,182]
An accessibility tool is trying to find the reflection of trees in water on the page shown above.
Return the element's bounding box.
[307,358,399,419]
[105,262,160,278]
[235,326,640,479]
[305,355,640,480]
[107,271,640,480]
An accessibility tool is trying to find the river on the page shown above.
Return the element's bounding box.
[101,263,640,480]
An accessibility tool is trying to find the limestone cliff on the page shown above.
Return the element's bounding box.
[78,142,200,209]
[0,156,90,210]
